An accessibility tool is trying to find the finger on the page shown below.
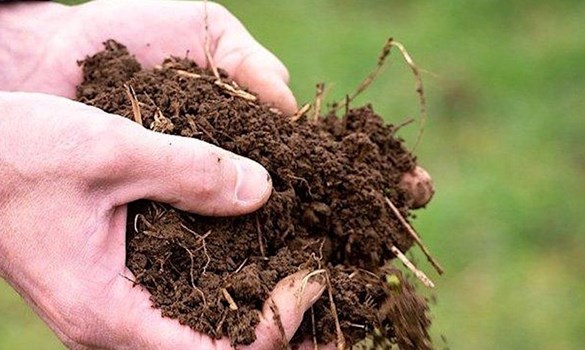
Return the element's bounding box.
[216,45,298,115]
[398,165,434,209]
[297,340,337,350]
[207,4,298,115]
[90,112,272,216]
[75,1,297,114]
[243,270,326,350]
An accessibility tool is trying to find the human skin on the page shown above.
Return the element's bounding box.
[0,1,332,349]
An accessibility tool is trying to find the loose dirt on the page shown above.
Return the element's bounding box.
[76,40,433,349]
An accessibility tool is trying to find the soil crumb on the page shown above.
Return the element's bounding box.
[76,40,433,349]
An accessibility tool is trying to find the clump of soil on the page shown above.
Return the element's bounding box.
[76,41,433,349]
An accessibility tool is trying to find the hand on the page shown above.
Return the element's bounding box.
[0,0,297,114]
[0,1,325,349]
[0,92,325,349]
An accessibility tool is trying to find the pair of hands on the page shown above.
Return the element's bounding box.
[0,1,328,349]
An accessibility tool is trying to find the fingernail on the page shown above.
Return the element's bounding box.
[234,157,272,204]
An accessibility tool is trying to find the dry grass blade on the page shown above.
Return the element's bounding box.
[255,215,266,258]
[332,38,428,151]
[312,83,325,121]
[291,103,312,122]
[221,288,238,311]
[203,0,220,79]
[387,39,427,152]
[332,37,393,113]
[124,84,143,126]
[175,70,202,79]
[390,245,435,288]
[214,80,257,101]
[385,197,444,274]
[325,271,346,350]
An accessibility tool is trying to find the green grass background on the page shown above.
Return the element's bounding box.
[2,0,584,349]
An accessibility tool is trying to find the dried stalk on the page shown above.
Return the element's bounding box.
[332,38,428,151]
[325,271,346,350]
[124,84,143,126]
[221,288,238,311]
[203,0,220,79]
[390,245,435,288]
[385,197,444,274]
[312,83,325,121]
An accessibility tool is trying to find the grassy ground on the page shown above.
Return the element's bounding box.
[2,0,584,349]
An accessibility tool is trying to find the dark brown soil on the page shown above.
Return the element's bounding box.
[76,41,432,349]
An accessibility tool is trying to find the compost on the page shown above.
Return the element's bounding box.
[76,40,433,349]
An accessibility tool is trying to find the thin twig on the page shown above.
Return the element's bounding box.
[124,84,143,126]
[384,197,444,274]
[390,245,435,288]
[255,215,266,258]
[234,258,248,274]
[349,323,368,330]
[118,273,138,285]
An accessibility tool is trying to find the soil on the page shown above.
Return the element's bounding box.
[76,40,433,349]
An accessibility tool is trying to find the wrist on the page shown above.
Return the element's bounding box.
[0,2,70,90]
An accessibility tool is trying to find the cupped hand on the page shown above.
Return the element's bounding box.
[0,0,297,114]
[0,1,327,349]
[0,93,323,349]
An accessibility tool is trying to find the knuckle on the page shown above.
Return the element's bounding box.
[77,116,132,179]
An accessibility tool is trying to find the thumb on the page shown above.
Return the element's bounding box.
[102,114,272,216]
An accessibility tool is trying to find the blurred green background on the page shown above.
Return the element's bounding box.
[2,0,584,349]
